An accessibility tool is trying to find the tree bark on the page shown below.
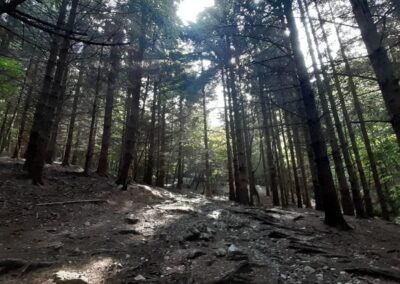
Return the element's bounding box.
[258,74,279,206]
[283,0,349,229]
[222,70,235,201]
[45,65,69,164]
[144,82,158,185]
[314,0,365,217]
[300,0,355,216]
[349,0,400,149]
[12,59,39,159]
[84,48,103,175]
[62,64,84,166]
[116,6,146,189]
[201,59,212,197]
[97,45,120,176]
[23,0,78,184]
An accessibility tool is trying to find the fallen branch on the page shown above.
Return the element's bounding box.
[0,259,53,275]
[36,199,107,206]
[345,267,400,282]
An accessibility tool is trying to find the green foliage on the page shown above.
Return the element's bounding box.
[0,57,23,101]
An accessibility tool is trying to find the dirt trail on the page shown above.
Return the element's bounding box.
[0,159,399,283]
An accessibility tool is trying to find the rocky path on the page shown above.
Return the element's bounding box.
[0,159,399,283]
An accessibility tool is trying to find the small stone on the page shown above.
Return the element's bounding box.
[227,244,248,261]
[316,273,323,281]
[118,229,140,235]
[304,266,316,274]
[84,222,90,227]
[280,274,287,279]
[54,271,88,284]
[215,248,227,257]
[134,274,146,281]
[340,271,346,275]
[187,249,206,259]
[125,214,140,225]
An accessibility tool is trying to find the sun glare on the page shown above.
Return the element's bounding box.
[177,0,215,24]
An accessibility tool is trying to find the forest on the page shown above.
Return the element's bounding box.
[0,0,400,283]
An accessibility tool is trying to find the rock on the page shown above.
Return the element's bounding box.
[117,229,140,235]
[199,233,212,241]
[316,273,324,281]
[134,274,146,281]
[54,271,88,284]
[84,222,90,227]
[184,227,201,241]
[227,245,248,261]
[215,248,227,257]
[304,265,316,274]
[125,214,140,225]
[187,249,206,259]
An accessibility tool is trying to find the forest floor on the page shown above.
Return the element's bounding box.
[0,158,400,284]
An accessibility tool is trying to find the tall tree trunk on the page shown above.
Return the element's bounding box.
[116,7,146,189]
[286,112,303,208]
[349,0,400,149]
[62,65,84,166]
[177,93,185,189]
[258,74,279,206]
[156,101,166,188]
[97,45,120,176]
[299,0,355,216]
[329,3,375,217]
[1,51,35,153]
[144,82,158,185]
[201,60,212,197]
[0,102,11,148]
[222,70,235,200]
[283,0,349,229]
[12,60,39,159]
[313,0,365,217]
[84,48,103,175]
[45,65,69,164]
[23,0,78,184]
[279,109,293,205]
[225,37,249,205]
[226,70,241,202]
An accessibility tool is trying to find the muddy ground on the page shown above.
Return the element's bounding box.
[0,158,399,283]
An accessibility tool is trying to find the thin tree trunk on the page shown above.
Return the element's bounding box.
[222,71,235,200]
[13,59,39,159]
[45,65,69,164]
[156,101,166,187]
[84,48,103,175]
[286,112,303,208]
[226,37,249,205]
[258,74,279,206]
[97,45,120,176]
[201,60,211,197]
[283,0,349,229]
[226,69,240,202]
[0,102,11,148]
[144,82,158,185]
[177,93,185,189]
[62,65,84,166]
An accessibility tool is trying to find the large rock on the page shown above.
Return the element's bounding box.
[54,271,88,284]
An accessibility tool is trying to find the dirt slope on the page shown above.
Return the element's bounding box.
[0,159,399,283]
